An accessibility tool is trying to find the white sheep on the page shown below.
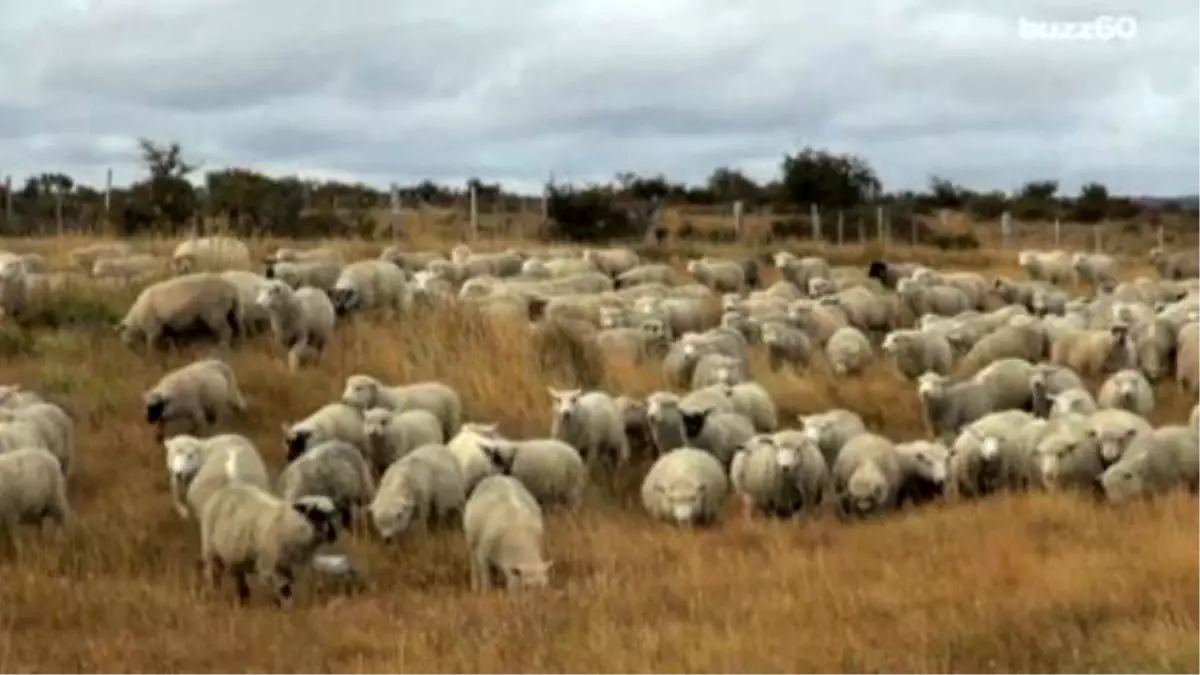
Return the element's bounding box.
[1048,388,1099,418]
[275,440,376,530]
[730,433,827,519]
[715,381,777,433]
[256,280,337,371]
[0,256,29,320]
[678,407,755,468]
[548,387,629,471]
[1088,408,1155,467]
[445,422,504,494]
[831,432,909,519]
[0,402,73,477]
[463,475,551,592]
[220,270,273,337]
[1096,369,1155,417]
[172,235,252,274]
[641,446,730,526]
[117,273,243,350]
[265,260,343,293]
[881,328,953,379]
[164,433,270,519]
[479,436,587,508]
[68,241,132,272]
[645,393,687,456]
[948,410,1039,498]
[362,407,445,474]
[199,484,339,607]
[1049,325,1131,377]
[331,260,410,316]
[760,320,813,372]
[341,374,462,440]
[824,325,873,376]
[144,358,247,441]
[0,447,71,533]
[282,402,367,462]
[799,409,866,466]
[1097,425,1199,502]
[370,443,466,541]
[917,372,1006,443]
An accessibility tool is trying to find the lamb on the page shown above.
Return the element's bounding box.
[917,372,1005,443]
[117,273,242,350]
[948,410,1039,498]
[760,320,813,372]
[824,325,873,376]
[1072,252,1118,292]
[830,432,910,519]
[1097,369,1155,417]
[199,484,339,606]
[463,475,551,592]
[678,407,755,468]
[362,407,445,474]
[341,375,462,440]
[144,358,247,441]
[1176,321,1199,391]
[282,403,367,462]
[164,433,270,519]
[172,236,252,274]
[716,381,778,432]
[0,447,71,532]
[687,257,746,293]
[730,433,827,518]
[275,440,376,530]
[0,402,73,477]
[1048,388,1099,418]
[799,409,866,466]
[1030,362,1085,417]
[1049,324,1132,377]
[1029,413,1105,491]
[369,443,466,541]
[256,280,337,371]
[1097,425,1200,502]
[881,328,953,379]
[478,437,587,508]
[0,256,29,320]
[548,387,629,471]
[445,423,504,495]
[265,260,343,294]
[646,393,688,456]
[641,446,730,526]
[331,260,410,316]
[68,241,132,272]
[892,440,950,506]
[1149,247,1200,281]
[1018,249,1075,285]
[1087,408,1154,467]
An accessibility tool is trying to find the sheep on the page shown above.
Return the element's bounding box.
[690,352,747,390]
[1097,425,1200,502]
[282,403,367,462]
[645,393,687,456]
[892,440,950,506]
[269,246,345,265]
[1048,388,1099,418]
[866,260,921,290]
[1031,287,1070,317]
[1030,362,1085,417]
[948,410,1039,498]
[760,321,813,372]
[219,270,273,337]
[1176,321,1199,391]
[730,433,827,518]
[1124,317,1178,383]
[582,247,639,277]
[275,440,376,530]
[256,280,337,371]
[687,257,746,293]
[0,402,73,477]
[1149,247,1200,281]
[1087,408,1155,467]
[1018,249,1075,285]
[361,407,445,474]
[787,299,847,346]
[971,357,1038,412]
[341,375,462,440]
[379,248,442,273]
[369,443,466,541]
[453,247,524,279]
[117,273,242,351]
[164,433,270,520]
[0,256,29,320]
[1072,252,1118,292]
[547,387,629,471]
[331,260,410,316]
[91,253,168,280]
[830,433,910,519]
[774,253,830,292]
[678,407,755,469]
[68,241,133,272]
[1050,324,1132,377]
[897,279,971,318]
[463,475,551,592]
[638,296,711,341]
[958,320,1047,377]
[199,485,339,606]
[172,235,252,274]
[445,423,504,494]
[615,263,674,289]
[1029,413,1105,491]
[716,381,777,433]
[917,372,1008,443]
[265,260,343,294]
[881,328,953,379]
[641,446,730,526]
[824,325,873,376]
[478,437,587,508]
[820,286,895,334]
[1096,370,1155,417]
[0,384,46,410]
[0,447,71,533]
[798,409,866,466]
[144,358,247,442]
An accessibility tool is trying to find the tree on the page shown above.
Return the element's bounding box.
[1071,182,1109,223]
[778,147,881,209]
[120,139,199,234]
[705,167,761,205]
[928,175,969,208]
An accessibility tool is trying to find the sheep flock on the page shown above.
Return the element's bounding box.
[0,234,1196,672]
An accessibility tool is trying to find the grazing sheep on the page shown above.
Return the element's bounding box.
[370,443,466,541]
[959,320,1047,377]
[172,236,252,274]
[689,352,746,390]
[615,263,674,289]
[1030,363,1085,417]
[1048,388,1099,418]
[760,321,813,372]
[799,409,866,466]
[341,375,462,440]
[1097,369,1155,417]
[265,260,343,294]
[1088,408,1155,467]
[548,387,629,471]
[256,280,337,371]
[881,328,953,379]
[199,485,339,606]
[730,433,828,518]
[1097,425,1200,502]
[788,299,848,346]
[1072,252,1118,291]
[949,410,1038,498]
[378,248,441,273]
[362,407,445,475]
[774,253,831,292]
[219,270,273,337]
[463,475,551,592]
[687,257,746,293]
[820,287,895,334]
[678,408,755,468]
[1029,413,1104,491]
[0,447,71,532]
[117,273,242,350]
[897,279,971,318]
[582,247,639,277]
[479,437,587,508]
[716,381,778,433]
[645,393,687,456]
[824,325,873,376]
[1018,249,1075,285]
[893,440,950,506]
[275,440,376,529]
[0,402,73,477]
[641,446,730,526]
[144,358,246,441]
[164,433,270,520]
[1149,247,1200,281]
[831,433,909,519]
[866,260,920,290]
[1176,321,1199,391]
[1050,324,1132,377]
[971,357,1038,412]
[1124,317,1178,383]
[91,253,168,280]
[0,256,30,320]
[68,241,133,272]
[917,372,1005,443]
[331,260,410,316]
[282,403,367,462]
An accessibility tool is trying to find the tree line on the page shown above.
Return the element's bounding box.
[1,138,1194,242]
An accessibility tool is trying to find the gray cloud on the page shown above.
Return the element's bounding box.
[1,0,1196,196]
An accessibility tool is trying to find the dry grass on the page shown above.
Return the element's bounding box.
[0,229,1196,673]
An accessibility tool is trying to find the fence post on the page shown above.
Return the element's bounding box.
[54,186,64,236]
[1094,224,1102,252]
[389,183,402,241]
[732,200,744,241]
[1156,224,1164,250]
[103,167,112,232]
[836,210,844,247]
[2,175,10,232]
[1000,211,1011,248]
[875,206,883,246]
[809,203,821,243]
[468,183,478,241]
[1053,218,1061,248]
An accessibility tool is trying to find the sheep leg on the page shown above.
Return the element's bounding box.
[469,553,490,592]
[271,570,295,609]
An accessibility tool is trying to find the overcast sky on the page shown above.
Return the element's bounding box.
[2,0,1196,195]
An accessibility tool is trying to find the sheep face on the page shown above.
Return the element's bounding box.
[1049,390,1095,417]
[292,496,340,544]
[371,497,415,542]
[144,391,169,424]
[342,376,380,410]
[880,331,905,353]
[1096,460,1146,503]
[679,409,712,439]
[657,478,707,525]
[638,319,668,344]
[164,436,206,485]
[502,561,553,590]
[1032,434,1080,488]
[362,408,392,445]
[904,443,949,486]
[916,372,947,399]
[548,387,585,426]
[256,280,292,310]
[807,278,835,297]
[866,260,889,284]
[843,463,888,518]
[478,439,517,474]
[1091,425,1141,466]
[331,285,361,316]
[0,258,24,280]
[772,252,794,269]
[598,307,625,329]
[646,395,678,424]
[283,427,314,462]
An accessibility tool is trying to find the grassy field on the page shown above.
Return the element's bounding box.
[0,228,1195,673]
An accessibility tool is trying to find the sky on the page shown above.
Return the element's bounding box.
[1,0,1196,196]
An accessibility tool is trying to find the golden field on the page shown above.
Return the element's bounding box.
[0,224,1196,673]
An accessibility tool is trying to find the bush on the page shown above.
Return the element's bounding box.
[543,184,647,243]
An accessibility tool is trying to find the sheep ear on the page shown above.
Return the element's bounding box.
[547,386,564,399]
[280,422,291,434]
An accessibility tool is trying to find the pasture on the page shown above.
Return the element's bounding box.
[0,230,1195,673]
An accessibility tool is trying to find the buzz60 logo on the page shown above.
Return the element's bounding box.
[1017,15,1138,42]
